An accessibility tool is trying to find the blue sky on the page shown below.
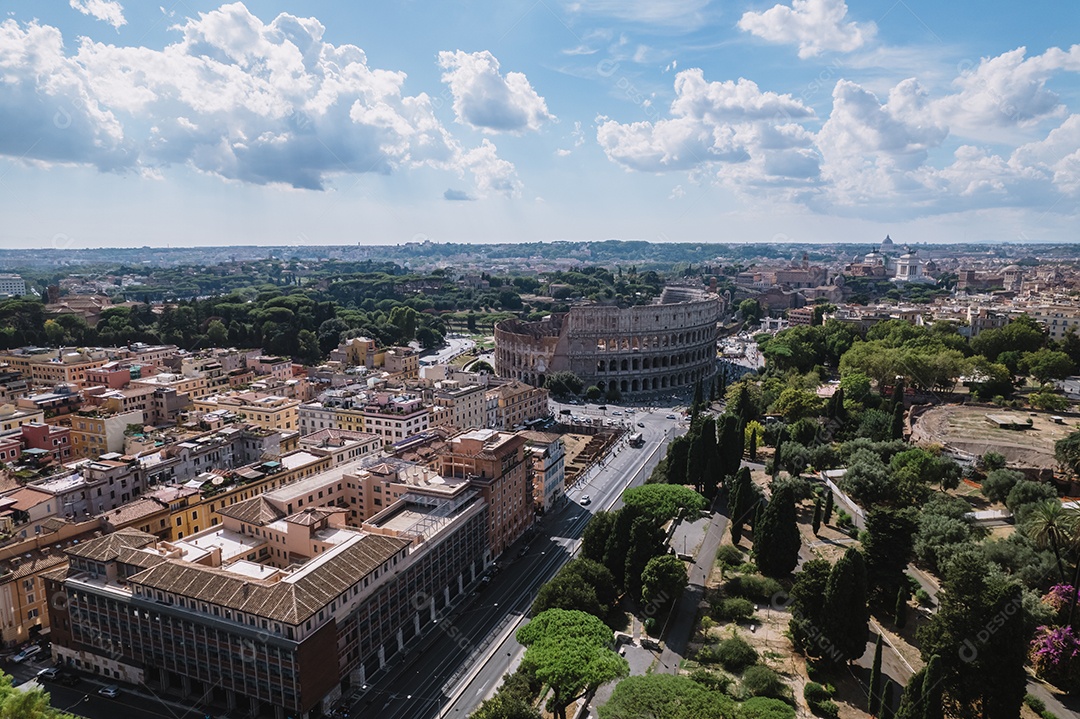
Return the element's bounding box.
[0,0,1078,249]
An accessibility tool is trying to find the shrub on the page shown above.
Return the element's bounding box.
[717,544,744,567]
[1024,694,1046,714]
[802,682,833,703]
[741,697,795,719]
[689,667,734,694]
[713,597,756,623]
[809,700,839,719]
[725,575,783,603]
[716,636,759,673]
[695,643,722,665]
[741,664,788,700]
[915,588,932,606]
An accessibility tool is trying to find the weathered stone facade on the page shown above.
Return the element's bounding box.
[495,288,721,398]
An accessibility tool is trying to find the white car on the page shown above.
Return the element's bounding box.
[611,411,622,416]
[11,645,41,663]
[666,414,678,420]
[98,685,120,698]
[36,667,58,679]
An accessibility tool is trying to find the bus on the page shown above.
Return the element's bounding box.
[628,432,645,448]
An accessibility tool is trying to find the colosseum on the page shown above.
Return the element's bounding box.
[494,287,722,399]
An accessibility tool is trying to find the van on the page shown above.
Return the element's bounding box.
[11,645,41,663]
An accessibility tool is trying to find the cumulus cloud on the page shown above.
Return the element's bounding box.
[596,69,816,176]
[738,0,875,58]
[0,4,522,196]
[70,0,126,30]
[443,188,475,201]
[438,50,553,134]
[933,45,1080,139]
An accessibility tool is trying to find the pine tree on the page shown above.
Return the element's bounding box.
[868,634,884,715]
[823,547,870,663]
[754,483,801,577]
[823,490,834,524]
[811,497,822,535]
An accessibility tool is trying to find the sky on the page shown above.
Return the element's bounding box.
[0,0,1078,249]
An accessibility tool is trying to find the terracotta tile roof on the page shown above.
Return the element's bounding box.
[127,533,410,625]
[217,497,285,526]
[65,528,157,562]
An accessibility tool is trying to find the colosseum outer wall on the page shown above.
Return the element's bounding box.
[495,294,721,398]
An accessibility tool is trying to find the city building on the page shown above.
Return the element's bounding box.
[0,403,46,432]
[69,408,145,459]
[520,431,565,512]
[360,395,430,446]
[45,470,488,717]
[439,429,529,558]
[431,381,487,431]
[193,393,301,433]
[487,381,549,430]
[0,274,26,297]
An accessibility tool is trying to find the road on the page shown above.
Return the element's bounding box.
[343,408,679,719]
[427,336,476,365]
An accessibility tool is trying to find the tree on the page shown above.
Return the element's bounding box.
[1005,480,1057,523]
[980,468,1024,504]
[895,666,925,719]
[622,485,707,524]
[471,694,542,719]
[585,385,602,401]
[772,426,784,480]
[789,559,832,657]
[717,414,743,483]
[739,299,763,324]
[664,435,691,487]
[811,497,822,535]
[890,402,905,440]
[517,609,628,719]
[823,490,834,524]
[745,421,763,461]
[754,483,801,577]
[882,680,896,719]
[598,673,738,719]
[1055,430,1080,476]
[685,416,717,496]
[770,387,823,421]
[868,634,884,715]
[641,555,688,611]
[582,511,616,564]
[778,441,810,477]
[894,586,908,628]
[544,371,584,398]
[917,548,1028,719]
[1020,348,1075,384]
[625,516,667,601]
[1024,500,1076,583]
[531,572,603,618]
[862,508,916,600]
[206,319,229,346]
[729,466,757,545]
[823,547,869,664]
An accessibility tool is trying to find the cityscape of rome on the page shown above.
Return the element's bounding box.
[2,1,1080,719]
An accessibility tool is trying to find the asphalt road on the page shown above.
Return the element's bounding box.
[348,408,679,719]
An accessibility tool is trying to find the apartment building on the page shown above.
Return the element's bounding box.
[431,380,487,431]
[487,381,549,430]
[361,396,430,446]
[17,422,73,465]
[298,429,381,466]
[45,480,487,717]
[0,349,109,387]
[0,404,46,433]
[439,428,530,558]
[0,370,29,403]
[70,408,145,459]
[0,274,26,297]
[298,403,337,434]
[193,393,300,433]
[382,347,419,379]
[131,372,211,401]
[521,431,566,512]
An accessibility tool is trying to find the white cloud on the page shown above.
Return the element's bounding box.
[0,4,522,197]
[738,0,875,59]
[596,69,816,175]
[70,0,126,30]
[438,50,553,134]
[933,45,1080,140]
[555,148,572,156]
[566,0,711,30]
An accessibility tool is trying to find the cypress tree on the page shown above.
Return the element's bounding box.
[748,426,758,461]
[891,379,905,410]
[753,501,763,534]
[729,467,754,544]
[823,547,870,663]
[921,655,943,719]
[811,496,822,535]
[891,402,905,440]
[690,380,704,425]
[868,633,884,715]
[881,680,896,719]
[895,667,925,719]
[754,484,801,577]
[894,586,908,628]
[772,426,784,479]
[823,490,834,524]
[718,414,742,482]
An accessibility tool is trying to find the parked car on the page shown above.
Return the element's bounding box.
[11,645,41,663]
[98,685,120,698]
[666,414,678,420]
[58,672,81,686]
[36,667,59,680]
